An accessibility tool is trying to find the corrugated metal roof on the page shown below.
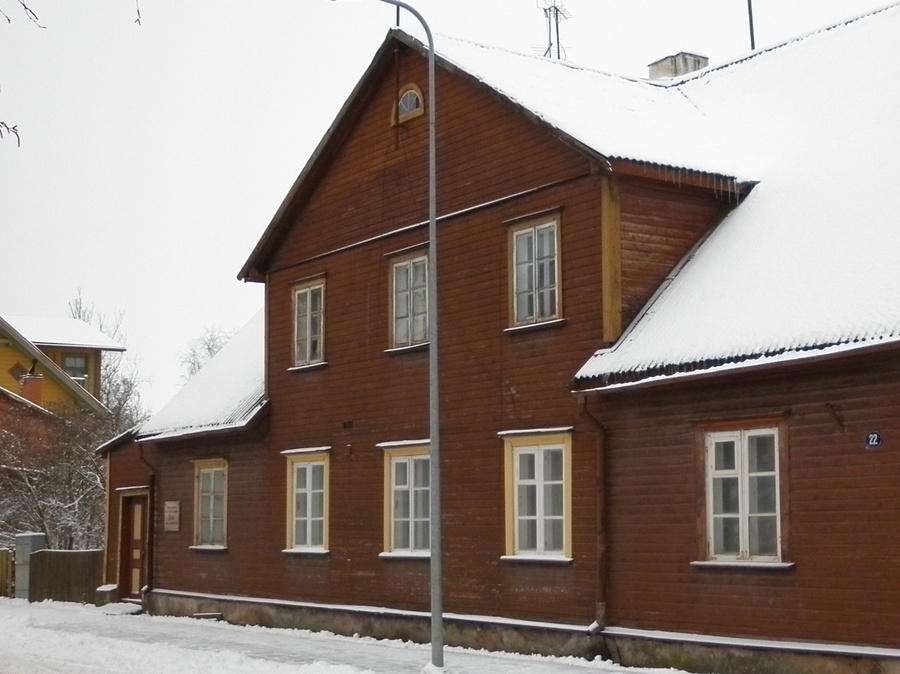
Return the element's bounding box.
[575,4,900,388]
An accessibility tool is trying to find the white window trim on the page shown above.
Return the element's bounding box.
[382,443,430,554]
[285,451,330,553]
[510,216,561,327]
[193,459,227,548]
[292,281,325,367]
[390,254,429,349]
[394,83,424,125]
[704,427,782,563]
[501,430,572,559]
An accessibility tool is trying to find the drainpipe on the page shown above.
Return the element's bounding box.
[138,444,156,598]
[578,394,608,631]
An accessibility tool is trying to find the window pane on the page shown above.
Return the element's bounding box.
[536,224,555,257]
[515,230,534,264]
[394,461,408,487]
[750,475,776,514]
[394,521,409,549]
[543,448,562,481]
[311,520,324,547]
[413,520,429,550]
[395,264,409,292]
[544,518,563,552]
[713,477,739,514]
[714,440,736,471]
[714,516,740,555]
[749,434,776,472]
[414,489,429,520]
[750,515,777,556]
[518,519,536,551]
[311,464,324,490]
[296,492,307,518]
[413,458,430,488]
[518,453,535,481]
[311,492,323,518]
[296,520,307,546]
[544,483,563,518]
[518,484,536,517]
[393,491,409,519]
[310,287,322,312]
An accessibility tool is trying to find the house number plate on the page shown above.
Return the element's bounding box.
[865,431,883,450]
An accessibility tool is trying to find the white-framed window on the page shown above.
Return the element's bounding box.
[511,218,559,326]
[391,255,428,348]
[380,442,430,554]
[705,428,781,562]
[285,450,329,552]
[193,459,227,547]
[501,429,572,560]
[293,281,324,366]
[395,83,424,124]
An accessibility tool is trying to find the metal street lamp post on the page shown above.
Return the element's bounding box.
[332,1,442,668]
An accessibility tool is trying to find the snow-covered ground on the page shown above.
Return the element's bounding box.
[0,598,689,674]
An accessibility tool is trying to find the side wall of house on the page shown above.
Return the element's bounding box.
[599,348,900,648]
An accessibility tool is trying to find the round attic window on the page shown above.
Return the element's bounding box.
[395,84,424,124]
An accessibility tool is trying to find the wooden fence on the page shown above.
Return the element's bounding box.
[28,549,103,604]
[0,550,11,597]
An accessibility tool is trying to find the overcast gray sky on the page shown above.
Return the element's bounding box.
[0,0,887,412]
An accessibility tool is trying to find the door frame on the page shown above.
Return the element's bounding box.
[118,489,150,598]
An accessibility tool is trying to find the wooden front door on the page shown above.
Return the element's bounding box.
[120,495,148,598]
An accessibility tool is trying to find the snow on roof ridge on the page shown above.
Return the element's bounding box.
[434,31,653,87]
[671,1,900,85]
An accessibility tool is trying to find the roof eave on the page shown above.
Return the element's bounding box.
[572,338,900,396]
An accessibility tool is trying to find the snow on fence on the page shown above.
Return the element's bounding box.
[0,550,12,597]
[28,549,103,604]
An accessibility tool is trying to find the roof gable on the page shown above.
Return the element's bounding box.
[239,29,745,283]
[0,315,108,414]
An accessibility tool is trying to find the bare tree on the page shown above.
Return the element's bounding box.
[180,325,237,381]
[68,288,148,432]
[0,403,108,550]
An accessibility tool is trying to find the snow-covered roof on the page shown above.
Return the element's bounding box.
[433,34,744,181]
[575,3,900,389]
[137,310,265,441]
[3,315,126,352]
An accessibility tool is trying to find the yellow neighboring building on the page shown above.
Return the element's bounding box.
[0,315,125,414]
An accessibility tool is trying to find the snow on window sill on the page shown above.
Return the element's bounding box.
[287,362,327,373]
[500,554,573,564]
[379,551,430,560]
[189,545,227,552]
[282,548,329,556]
[504,318,567,334]
[384,342,429,355]
[691,560,795,570]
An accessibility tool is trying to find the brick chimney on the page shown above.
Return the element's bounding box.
[648,52,709,79]
[20,374,44,406]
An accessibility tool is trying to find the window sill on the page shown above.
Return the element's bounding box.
[379,551,430,560]
[504,318,567,334]
[189,545,227,552]
[500,554,573,564]
[282,548,329,556]
[384,342,429,355]
[691,560,795,570]
[287,362,327,373]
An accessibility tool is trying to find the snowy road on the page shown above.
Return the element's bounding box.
[0,598,687,674]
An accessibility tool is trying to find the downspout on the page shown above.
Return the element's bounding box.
[138,444,157,597]
[578,394,609,633]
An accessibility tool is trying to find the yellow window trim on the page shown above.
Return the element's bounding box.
[381,442,430,553]
[192,458,228,547]
[501,430,572,558]
[284,451,330,551]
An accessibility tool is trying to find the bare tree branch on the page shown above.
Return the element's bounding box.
[16,0,44,28]
[0,120,20,147]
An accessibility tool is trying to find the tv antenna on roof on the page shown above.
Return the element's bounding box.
[540,0,570,59]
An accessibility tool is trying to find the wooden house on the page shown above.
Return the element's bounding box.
[0,314,124,414]
[103,5,900,672]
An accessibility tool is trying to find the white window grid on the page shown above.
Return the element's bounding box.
[292,461,326,550]
[392,256,428,348]
[513,221,558,325]
[391,455,430,552]
[293,283,324,366]
[513,444,565,555]
[706,428,780,562]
